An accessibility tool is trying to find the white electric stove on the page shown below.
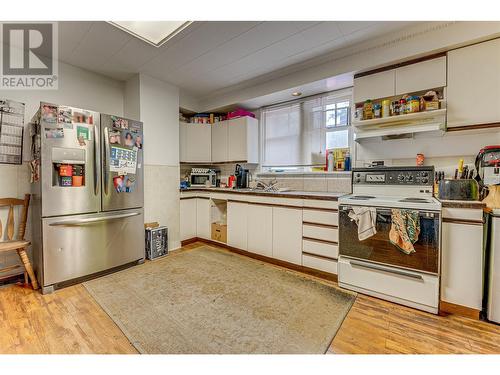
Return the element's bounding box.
[338,166,441,314]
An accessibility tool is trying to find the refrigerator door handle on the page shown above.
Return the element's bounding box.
[93,122,100,196]
[103,126,110,196]
[49,212,140,226]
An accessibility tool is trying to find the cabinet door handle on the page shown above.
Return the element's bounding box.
[349,259,424,280]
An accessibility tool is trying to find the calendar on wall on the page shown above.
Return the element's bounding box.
[0,99,25,164]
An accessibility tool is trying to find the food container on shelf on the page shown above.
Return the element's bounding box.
[408,96,420,113]
[381,100,391,118]
[373,104,382,118]
[363,100,373,120]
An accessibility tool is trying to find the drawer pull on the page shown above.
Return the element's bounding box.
[349,260,423,280]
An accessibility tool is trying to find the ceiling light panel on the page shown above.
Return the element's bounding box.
[109,21,191,47]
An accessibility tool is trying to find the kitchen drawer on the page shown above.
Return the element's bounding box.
[302,224,338,242]
[442,207,483,222]
[302,254,338,275]
[303,199,339,210]
[338,257,439,310]
[303,209,338,226]
[302,239,338,259]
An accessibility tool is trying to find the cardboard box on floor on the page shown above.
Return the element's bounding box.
[211,223,227,243]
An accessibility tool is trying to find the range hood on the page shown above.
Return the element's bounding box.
[353,109,446,141]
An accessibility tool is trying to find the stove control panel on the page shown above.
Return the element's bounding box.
[353,167,434,186]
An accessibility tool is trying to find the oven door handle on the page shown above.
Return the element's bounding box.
[349,259,424,280]
[340,205,439,218]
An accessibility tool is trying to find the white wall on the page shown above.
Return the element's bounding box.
[125,74,181,251]
[139,74,180,166]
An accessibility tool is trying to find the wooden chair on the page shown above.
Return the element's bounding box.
[0,194,38,289]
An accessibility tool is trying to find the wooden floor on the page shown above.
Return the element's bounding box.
[0,242,499,354]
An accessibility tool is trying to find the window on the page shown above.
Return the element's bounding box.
[261,89,352,168]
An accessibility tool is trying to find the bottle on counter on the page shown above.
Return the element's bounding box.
[344,151,351,171]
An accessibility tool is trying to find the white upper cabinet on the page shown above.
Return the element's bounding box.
[353,70,395,103]
[211,120,228,163]
[180,122,212,162]
[180,117,258,163]
[395,56,446,95]
[354,57,446,103]
[447,38,500,128]
[179,122,187,162]
[227,117,259,163]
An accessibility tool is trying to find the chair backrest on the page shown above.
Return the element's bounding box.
[0,194,30,241]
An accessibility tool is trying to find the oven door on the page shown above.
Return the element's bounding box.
[339,205,440,274]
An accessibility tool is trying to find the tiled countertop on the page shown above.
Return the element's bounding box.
[438,199,486,209]
[180,187,346,200]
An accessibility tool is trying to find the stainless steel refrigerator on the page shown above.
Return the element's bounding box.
[30,103,144,294]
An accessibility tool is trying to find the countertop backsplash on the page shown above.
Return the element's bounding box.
[180,163,352,193]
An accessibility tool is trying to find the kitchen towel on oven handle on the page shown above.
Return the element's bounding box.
[389,209,421,255]
[348,206,377,241]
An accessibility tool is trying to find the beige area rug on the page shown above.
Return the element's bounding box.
[84,246,356,354]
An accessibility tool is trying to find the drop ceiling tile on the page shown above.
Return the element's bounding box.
[172,22,319,80]
[107,37,163,70]
[141,21,260,76]
[58,21,94,61]
[66,22,132,70]
[337,21,378,36]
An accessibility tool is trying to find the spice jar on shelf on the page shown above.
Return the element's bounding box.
[399,98,407,114]
[408,96,420,113]
[381,99,390,118]
[363,100,373,120]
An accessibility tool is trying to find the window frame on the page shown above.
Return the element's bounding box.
[260,88,353,170]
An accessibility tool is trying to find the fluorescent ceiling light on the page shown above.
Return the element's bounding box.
[109,21,191,47]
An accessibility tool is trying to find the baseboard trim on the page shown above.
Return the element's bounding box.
[439,300,481,320]
[182,237,338,283]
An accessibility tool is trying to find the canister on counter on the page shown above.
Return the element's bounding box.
[416,153,425,166]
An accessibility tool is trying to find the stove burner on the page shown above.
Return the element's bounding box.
[399,197,432,203]
[349,195,376,200]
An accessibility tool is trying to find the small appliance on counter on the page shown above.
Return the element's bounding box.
[190,168,217,187]
[438,179,479,201]
[234,164,249,189]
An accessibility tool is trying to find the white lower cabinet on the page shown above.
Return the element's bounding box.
[196,198,211,240]
[247,204,273,257]
[441,220,484,310]
[180,199,197,241]
[227,201,248,250]
[272,206,302,265]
